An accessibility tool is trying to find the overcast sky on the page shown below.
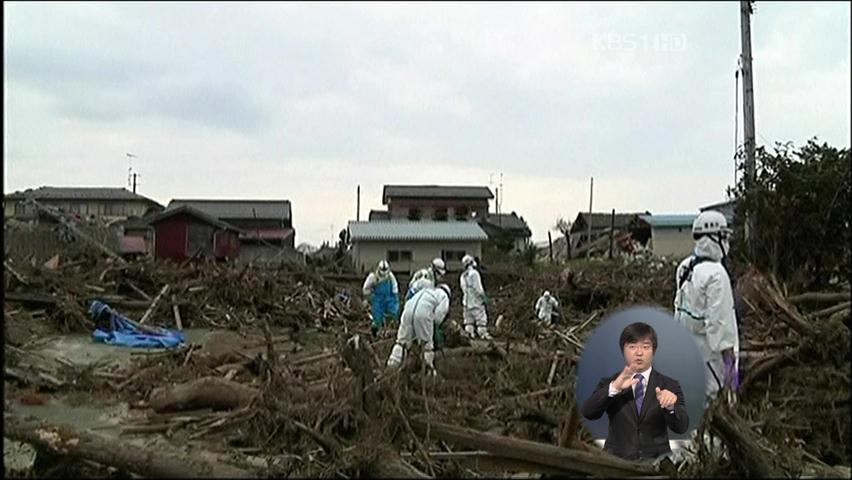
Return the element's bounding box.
[4,2,850,246]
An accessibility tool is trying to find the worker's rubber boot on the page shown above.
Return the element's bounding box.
[477,327,492,340]
[387,343,405,368]
[464,325,476,339]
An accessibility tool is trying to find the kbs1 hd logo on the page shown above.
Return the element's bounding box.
[593,33,687,53]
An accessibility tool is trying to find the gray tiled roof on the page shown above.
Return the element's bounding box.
[383,185,494,203]
[5,186,162,206]
[480,213,531,234]
[348,221,488,242]
[167,199,291,220]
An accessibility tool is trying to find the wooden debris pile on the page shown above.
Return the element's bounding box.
[677,266,850,478]
[4,248,366,340]
[5,236,851,478]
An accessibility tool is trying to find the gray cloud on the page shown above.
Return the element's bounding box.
[5,43,270,133]
[3,2,849,245]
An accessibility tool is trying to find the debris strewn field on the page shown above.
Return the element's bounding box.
[4,240,850,478]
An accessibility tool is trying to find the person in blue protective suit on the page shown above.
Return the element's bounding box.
[406,257,447,300]
[363,260,400,337]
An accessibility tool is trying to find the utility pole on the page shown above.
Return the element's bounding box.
[548,231,553,263]
[489,173,495,215]
[126,152,137,189]
[740,0,757,257]
[586,176,593,259]
[495,188,500,217]
[608,208,615,259]
[498,172,503,227]
[356,185,361,222]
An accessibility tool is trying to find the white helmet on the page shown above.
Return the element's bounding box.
[377,260,390,274]
[431,258,446,276]
[692,210,732,237]
[437,283,451,300]
[543,290,551,297]
[461,254,476,269]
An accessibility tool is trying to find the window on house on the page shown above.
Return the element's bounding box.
[407,208,422,221]
[455,206,469,221]
[14,203,26,216]
[433,208,448,221]
[69,203,88,215]
[105,203,124,216]
[387,250,413,262]
[442,250,466,262]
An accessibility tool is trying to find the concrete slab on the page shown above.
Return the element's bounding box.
[22,329,212,370]
[8,398,132,435]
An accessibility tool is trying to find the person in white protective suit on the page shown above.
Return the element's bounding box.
[406,258,447,300]
[386,284,452,375]
[535,291,560,325]
[459,254,493,340]
[673,210,740,406]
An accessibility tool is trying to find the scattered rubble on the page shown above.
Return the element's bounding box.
[4,236,850,477]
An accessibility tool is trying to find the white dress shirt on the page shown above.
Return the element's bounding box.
[607,366,674,413]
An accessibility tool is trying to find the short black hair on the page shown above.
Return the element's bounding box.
[619,322,658,353]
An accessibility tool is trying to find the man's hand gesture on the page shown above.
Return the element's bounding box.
[611,366,640,392]
[655,387,677,409]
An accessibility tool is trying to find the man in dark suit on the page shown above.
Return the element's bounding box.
[581,322,689,460]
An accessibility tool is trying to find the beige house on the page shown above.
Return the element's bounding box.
[640,214,698,258]
[347,221,489,274]
[380,185,493,221]
[4,187,163,222]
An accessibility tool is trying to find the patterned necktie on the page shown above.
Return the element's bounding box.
[634,373,645,414]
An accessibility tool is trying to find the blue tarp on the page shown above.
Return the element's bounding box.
[90,300,185,349]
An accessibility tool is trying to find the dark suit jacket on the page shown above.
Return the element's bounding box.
[580,368,689,460]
